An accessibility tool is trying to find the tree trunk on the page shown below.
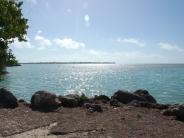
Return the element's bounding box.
[0,41,8,74]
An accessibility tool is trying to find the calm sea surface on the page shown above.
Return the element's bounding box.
[0,64,184,104]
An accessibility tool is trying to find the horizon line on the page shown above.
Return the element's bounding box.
[19,62,184,65]
[20,62,116,64]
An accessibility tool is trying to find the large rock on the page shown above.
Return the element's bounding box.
[59,94,80,108]
[134,89,157,103]
[111,90,145,104]
[162,104,184,121]
[111,90,157,104]
[59,94,89,107]
[31,91,61,110]
[0,88,18,108]
[93,95,110,103]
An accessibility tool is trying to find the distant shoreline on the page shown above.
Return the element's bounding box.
[21,62,116,64]
[19,62,184,65]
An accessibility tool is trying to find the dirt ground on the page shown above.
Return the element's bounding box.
[0,103,58,137]
[0,103,184,138]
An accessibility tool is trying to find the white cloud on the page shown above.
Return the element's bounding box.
[88,49,108,56]
[37,30,42,34]
[12,38,32,49]
[116,37,145,47]
[158,42,184,52]
[84,14,90,27]
[84,15,90,22]
[35,31,52,50]
[53,37,85,49]
[61,49,165,64]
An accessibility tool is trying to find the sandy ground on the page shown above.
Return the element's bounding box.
[5,123,101,138]
[5,123,57,138]
[0,103,59,137]
[50,106,184,138]
[0,103,184,138]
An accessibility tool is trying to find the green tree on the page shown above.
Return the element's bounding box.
[6,49,20,66]
[0,0,28,74]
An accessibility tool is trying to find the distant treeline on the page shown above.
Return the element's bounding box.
[21,62,116,64]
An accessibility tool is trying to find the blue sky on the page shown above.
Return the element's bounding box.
[11,0,184,63]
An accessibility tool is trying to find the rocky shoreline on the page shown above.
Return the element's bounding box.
[0,88,184,137]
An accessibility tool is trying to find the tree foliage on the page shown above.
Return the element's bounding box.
[0,0,28,74]
[6,49,20,66]
[0,0,28,42]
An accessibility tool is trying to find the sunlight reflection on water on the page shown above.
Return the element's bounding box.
[0,64,184,104]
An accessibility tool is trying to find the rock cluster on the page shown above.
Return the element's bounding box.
[111,89,157,104]
[0,87,184,121]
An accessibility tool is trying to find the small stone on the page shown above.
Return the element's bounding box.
[84,103,103,112]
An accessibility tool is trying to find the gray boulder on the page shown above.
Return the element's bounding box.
[111,90,157,104]
[134,89,157,103]
[0,88,18,108]
[31,91,61,110]
[59,94,79,107]
[162,104,184,121]
[111,90,145,104]
[94,95,110,103]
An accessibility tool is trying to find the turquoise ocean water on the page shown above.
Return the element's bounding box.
[0,64,184,104]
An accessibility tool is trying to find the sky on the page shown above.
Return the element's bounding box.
[11,0,184,64]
